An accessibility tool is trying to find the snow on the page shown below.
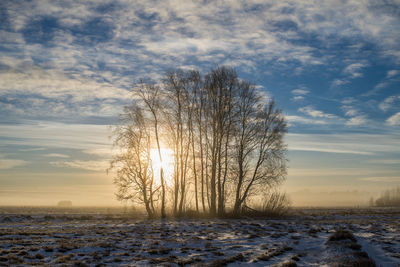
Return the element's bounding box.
[0,207,398,266]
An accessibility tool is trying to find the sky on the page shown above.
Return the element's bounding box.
[0,0,399,206]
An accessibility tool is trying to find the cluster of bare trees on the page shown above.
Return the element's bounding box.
[374,187,400,207]
[110,66,287,218]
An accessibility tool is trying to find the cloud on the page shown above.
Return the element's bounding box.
[341,97,356,105]
[287,133,400,155]
[331,79,348,87]
[0,158,29,169]
[82,148,118,160]
[362,83,385,97]
[291,89,309,95]
[0,68,131,102]
[0,0,399,128]
[0,121,111,151]
[367,159,400,165]
[364,71,399,97]
[344,108,358,117]
[379,95,400,112]
[375,81,389,89]
[289,146,372,155]
[341,101,368,126]
[19,147,45,152]
[291,95,305,101]
[298,106,337,119]
[386,70,399,78]
[1,0,399,87]
[359,177,400,183]
[44,153,70,158]
[290,169,400,180]
[341,104,360,116]
[0,94,126,122]
[346,115,367,126]
[343,62,368,78]
[386,112,400,126]
[285,115,327,125]
[50,160,109,172]
[332,61,368,87]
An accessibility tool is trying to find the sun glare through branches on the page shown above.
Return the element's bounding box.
[150,148,174,185]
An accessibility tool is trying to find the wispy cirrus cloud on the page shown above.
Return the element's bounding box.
[286,115,327,125]
[386,112,400,126]
[342,106,358,117]
[331,61,368,87]
[291,87,309,101]
[379,95,400,112]
[287,133,400,155]
[346,115,367,126]
[341,105,367,126]
[0,68,131,101]
[298,106,337,119]
[290,105,368,127]
[50,160,109,172]
[0,122,111,151]
[332,79,348,87]
[386,70,399,78]
[291,96,305,101]
[367,159,400,165]
[0,157,29,169]
[343,62,368,78]
[363,70,400,96]
[19,147,45,152]
[44,153,70,158]
[291,89,310,95]
[359,177,400,183]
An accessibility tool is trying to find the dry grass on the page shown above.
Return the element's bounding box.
[208,253,244,267]
[328,228,356,242]
[280,260,297,267]
[331,257,376,267]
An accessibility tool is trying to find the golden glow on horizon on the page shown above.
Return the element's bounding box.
[150,148,174,184]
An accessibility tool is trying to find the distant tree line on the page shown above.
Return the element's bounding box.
[373,187,400,207]
[109,66,287,218]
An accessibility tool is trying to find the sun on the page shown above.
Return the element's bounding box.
[150,148,174,184]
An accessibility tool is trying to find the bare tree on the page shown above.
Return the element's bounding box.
[232,82,287,214]
[135,83,167,218]
[163,70,192,215]
[375,187,400,207]
[109,106,158,218]
[203,67,237,215]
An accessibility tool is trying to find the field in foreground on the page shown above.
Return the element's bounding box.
[0,207,399,266]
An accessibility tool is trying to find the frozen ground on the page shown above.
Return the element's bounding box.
[0,207,399,266]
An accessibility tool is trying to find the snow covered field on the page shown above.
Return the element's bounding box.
[0,207,399,266]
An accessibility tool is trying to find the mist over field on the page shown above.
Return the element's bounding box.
[0,189,378,207]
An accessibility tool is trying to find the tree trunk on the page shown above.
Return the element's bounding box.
[190,118,199,212]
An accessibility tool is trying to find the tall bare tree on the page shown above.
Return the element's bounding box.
[232,82,287,214]
[136,83,167,218]
[109,106,158,218]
